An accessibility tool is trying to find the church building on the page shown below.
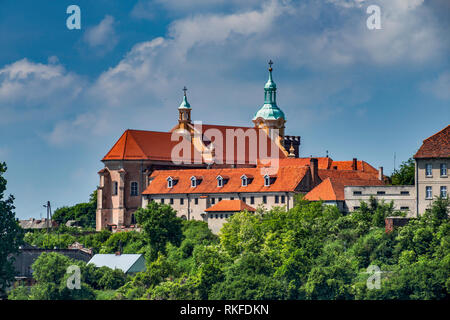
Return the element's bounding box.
[96,62,383,232]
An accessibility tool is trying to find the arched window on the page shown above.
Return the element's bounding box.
[241,175,248,187]
[130,182,138,196]
[217,176,223,187]
[167,177,174,188]
[264,175,271,187]
[191,176,197,187]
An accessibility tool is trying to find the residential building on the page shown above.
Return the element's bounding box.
[414,125,450,215]
[205,199,256,234]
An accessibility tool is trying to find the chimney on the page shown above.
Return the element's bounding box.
[310,158,319,187]
[352,158,357,171]
[378,166,384,181]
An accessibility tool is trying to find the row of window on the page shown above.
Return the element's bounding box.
[425,163,447,177]
[158,195,287,206]
[353,190,410,196]
[354,206,409,211]
[425,186,447,199]
[210,213,233,219]
[112,181,139,196]
[167,174,275,189]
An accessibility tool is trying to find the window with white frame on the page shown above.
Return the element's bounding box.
[167,177,174,188]
[441,163,447,176]
[426,164,432,177]
[441,186,447,198]
[130,182,138,196]
[426,186,432,199]
[217,176,223,187]
[191,176,197,187]
[241,175,248,187]
[264,175,271,187]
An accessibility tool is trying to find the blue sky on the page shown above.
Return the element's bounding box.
[0,0,449,219]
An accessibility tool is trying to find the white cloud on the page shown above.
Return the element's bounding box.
[421,71,450,100]
[83,15,118,52]
[0,58,83,123]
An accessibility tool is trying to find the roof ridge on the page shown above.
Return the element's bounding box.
[422,124,450,142]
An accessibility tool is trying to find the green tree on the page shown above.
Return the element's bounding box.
[391,158,415,185]
[134,201,183,261]
[52,190,97,228]
[0,162,24,297]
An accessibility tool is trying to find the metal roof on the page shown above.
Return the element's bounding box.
[88,254,145,273]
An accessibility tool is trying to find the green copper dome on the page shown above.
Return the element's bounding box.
[253,103,285,120]
[253,61,285,121]
[179,87,191,109]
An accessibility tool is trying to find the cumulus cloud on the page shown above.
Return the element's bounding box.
[0,58,83,124]
[83,15,118,52]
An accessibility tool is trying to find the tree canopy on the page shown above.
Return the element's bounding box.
[0,162,24,297]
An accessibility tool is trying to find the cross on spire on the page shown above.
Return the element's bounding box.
[183,86,188,96]
[268,60,273,71]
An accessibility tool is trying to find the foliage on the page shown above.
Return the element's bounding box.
[391,158,415,185]
[52,190,97,228]
[134,201,183,261]
[0,162,24,296]
[8,195,450,300]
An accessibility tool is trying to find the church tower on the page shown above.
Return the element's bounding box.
[252,60,286,140]
[178,86,192,131]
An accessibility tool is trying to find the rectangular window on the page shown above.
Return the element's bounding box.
[426,186,432,199]
[250,196,255,204]
[220,214,224,219]
[263,196,267,204]
[441,163,447,176]
[170,198,174,205]
[112,181,118,196]
[161,198,164,204]
[275,195,279,203]
[441,186,447,198]
[130,182,138,196]
[400,206,409,210]
[400,191,410,195]
[353,191,362,195]
[230,197,234,200]
[242,197,246,203]
[354,206,360,210]
[377,191,385,195]
[218,197,222,202]
[426,164,432,177]
[180,198,184,205]
[281,195,285,204]
[211,198,215,205]
[195,198,198,205]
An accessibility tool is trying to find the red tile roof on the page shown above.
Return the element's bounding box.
[142,166,310,195]
[304,169,384,201]
[103,125,287,164]
[414,125,450,159]
[205,199,256,212]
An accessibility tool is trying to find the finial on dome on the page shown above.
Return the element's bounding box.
[268,59,273,72]
[179,86,191,109]
[288,143,295,158]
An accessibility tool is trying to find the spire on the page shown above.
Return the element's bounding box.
[179,86,191,109]
[253,60,285,121]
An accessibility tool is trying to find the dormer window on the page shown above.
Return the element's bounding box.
[190,176,202,188]
[264,175,270,187]
[167,177,174,188]
[263,174,276,187]
[217,176,224,188]
[241,175,248,187]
